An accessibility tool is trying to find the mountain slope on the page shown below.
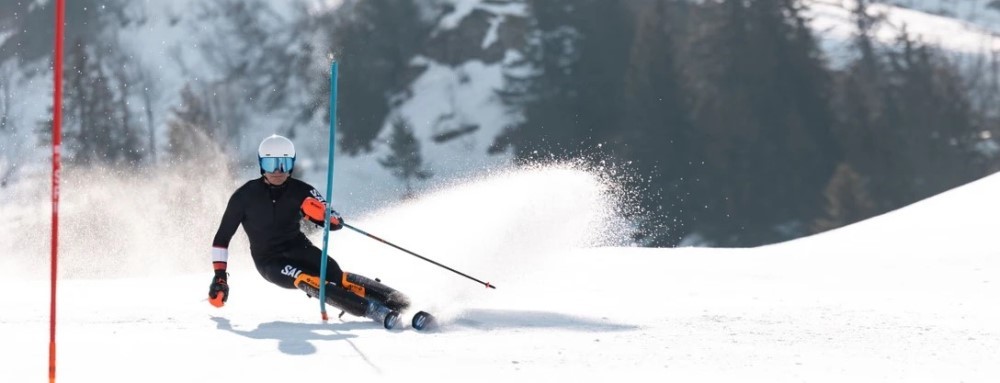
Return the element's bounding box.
[2,167,999,381]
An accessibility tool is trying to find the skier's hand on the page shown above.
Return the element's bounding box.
[301,197,344,230]
[208,270,229,308]
[329,209,344,231]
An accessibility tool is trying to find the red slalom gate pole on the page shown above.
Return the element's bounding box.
[50,0,65,382]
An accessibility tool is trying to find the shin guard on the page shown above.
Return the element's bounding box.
[342,272,411,311]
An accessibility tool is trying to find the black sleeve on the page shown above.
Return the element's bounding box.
[304,181,326,203]
[212,190,245,248]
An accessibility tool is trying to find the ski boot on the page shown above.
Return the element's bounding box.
[342,272,438,330]
[293,273,400,329]
[341,272,411,312]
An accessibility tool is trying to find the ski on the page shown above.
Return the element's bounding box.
[331,272,439,331]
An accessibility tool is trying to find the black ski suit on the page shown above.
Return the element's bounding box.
[212,177,342,289]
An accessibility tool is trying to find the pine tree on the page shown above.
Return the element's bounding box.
[0,62,16,188]
[834,3,985,216]
[166,84,219,161]
[885,32,982,201]
[379,117,432,199]
[0,63,11,133]
[0,67,14,134]
[496,0,701,245]
[111,62,144,166]
[683,0,838,245]
[321,0,432,155]
[57,39,144,167]
[496,0,632,160]
[618,0,700,246]
[194,0,316,150]
[831,0,892,209]
[813,163,876,232]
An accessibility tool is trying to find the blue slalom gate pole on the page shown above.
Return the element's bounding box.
[318,61,338,320]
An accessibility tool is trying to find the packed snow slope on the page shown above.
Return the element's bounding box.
[1,166,999,382]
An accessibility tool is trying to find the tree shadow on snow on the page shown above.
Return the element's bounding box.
[445,309,638,332]
[211,316,367,356]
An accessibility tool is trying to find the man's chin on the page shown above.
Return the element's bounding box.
[265,175,289,185]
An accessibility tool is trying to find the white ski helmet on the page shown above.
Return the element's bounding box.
[258,134,296,174]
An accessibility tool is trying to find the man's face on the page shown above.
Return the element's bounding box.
[264,171,289,185]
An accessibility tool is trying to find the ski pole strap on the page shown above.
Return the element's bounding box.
[342,223,496,289]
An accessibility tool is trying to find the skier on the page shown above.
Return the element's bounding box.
[207,134,407,328]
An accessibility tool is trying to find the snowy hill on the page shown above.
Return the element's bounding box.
[805,0,1000,65]
[2,166,998,381]
[3,0,1000,213]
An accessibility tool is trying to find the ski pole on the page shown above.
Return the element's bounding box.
[342,223,496,289]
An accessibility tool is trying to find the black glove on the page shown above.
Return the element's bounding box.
[208,270,229,307]
[330,209,344,231]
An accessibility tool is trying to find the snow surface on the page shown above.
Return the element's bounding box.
[2,166,999,382]
[881,0,1000,34]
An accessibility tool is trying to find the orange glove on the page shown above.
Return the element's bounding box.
[301,197,343,229]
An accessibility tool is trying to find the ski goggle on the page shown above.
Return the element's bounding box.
[259,157,294,173]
